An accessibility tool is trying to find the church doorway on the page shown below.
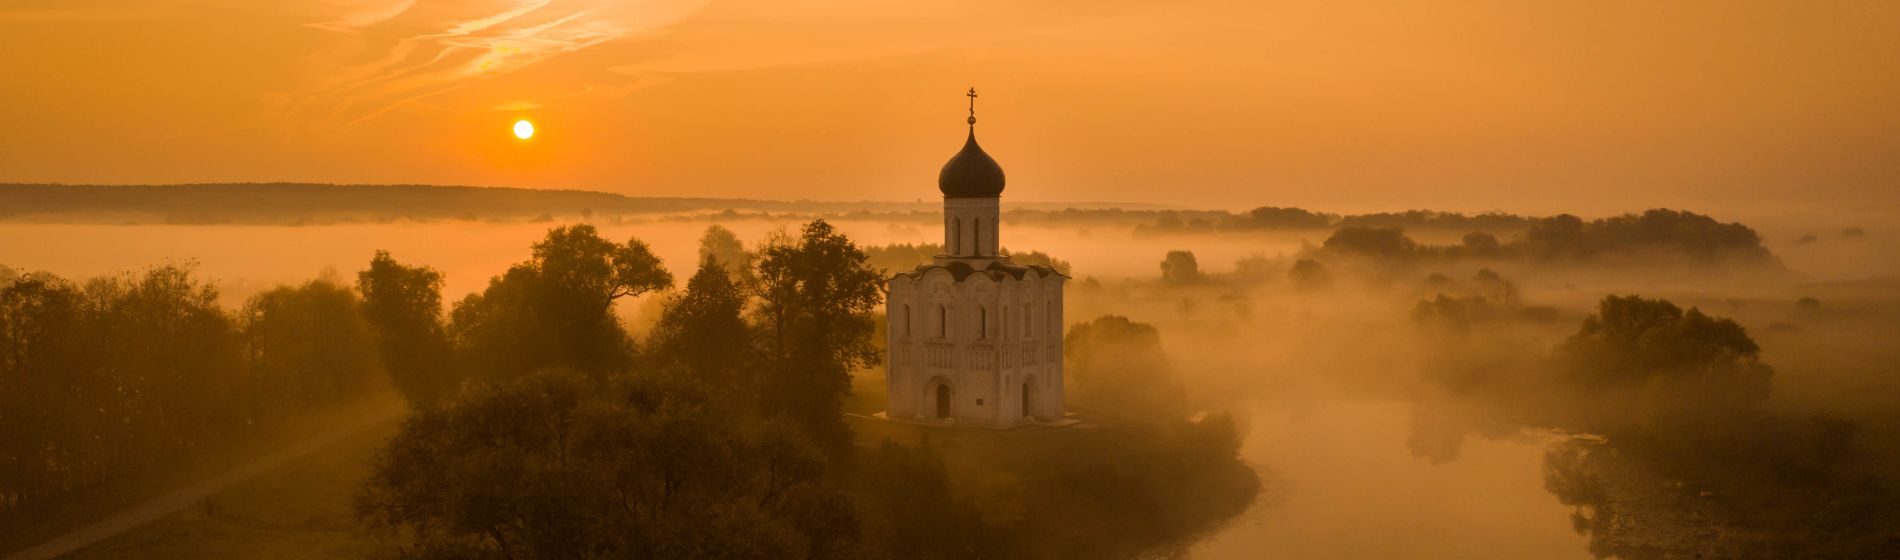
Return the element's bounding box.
[1021,377,1037,419]
[935,384,951,419]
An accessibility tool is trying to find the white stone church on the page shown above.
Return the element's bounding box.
[885,90,1066,427]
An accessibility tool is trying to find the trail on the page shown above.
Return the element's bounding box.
[3,400,405,560]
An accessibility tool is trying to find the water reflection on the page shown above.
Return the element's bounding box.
[1192,400,1590,559]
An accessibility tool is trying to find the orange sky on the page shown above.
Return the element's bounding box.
[1,0,1896,214]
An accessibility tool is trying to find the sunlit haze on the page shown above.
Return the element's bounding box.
[2,1,1897,216]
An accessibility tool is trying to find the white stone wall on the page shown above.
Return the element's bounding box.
[886,260,1064,427]
[942,197,1001,257]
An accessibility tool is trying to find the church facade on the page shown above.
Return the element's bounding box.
[885,90,1066,427]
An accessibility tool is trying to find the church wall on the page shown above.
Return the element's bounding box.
[886,263,1065,427]
[943,197,1000,257]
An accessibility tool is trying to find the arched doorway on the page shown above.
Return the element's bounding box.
[935,384,951,419]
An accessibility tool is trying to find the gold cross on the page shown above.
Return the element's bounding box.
[966,87,978,125]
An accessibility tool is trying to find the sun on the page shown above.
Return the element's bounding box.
[512,119,535,140]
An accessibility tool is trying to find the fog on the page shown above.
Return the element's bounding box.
[4,205,1898,559]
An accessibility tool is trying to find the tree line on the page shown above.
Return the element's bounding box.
[0,265,379,515]
[354,221,1257,558]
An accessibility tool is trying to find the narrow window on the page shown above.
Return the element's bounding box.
[1002,307,1010,340]
[903,304,912,338]
[1047,301,1055,336]
[952,219,961,254]
[974,217,982,254]
[978,307,988,340]
[1024,303,1032,338]
[938,304,948,338]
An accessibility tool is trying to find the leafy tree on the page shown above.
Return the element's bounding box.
[450,225,672,383]
[1062,316,1188,422]
[698,224,753,283]
[1461,231,1501,256]
[1321,226,1419,259]
[243,278,381,415]
[0,273,92,513]
[650,255,755,395]
[1287,259,1333,291]
[81,265,246,462]
[1244,206,1333,229]
[1232,255,1276,283]
[358,251,457,406]
[1159,250,1202,284]
[356,369,859,559]
[751,220,883,454]
[1559,295,1773,427]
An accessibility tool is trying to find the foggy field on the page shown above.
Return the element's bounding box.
[61,412,399,560]
[5,206,1900,559]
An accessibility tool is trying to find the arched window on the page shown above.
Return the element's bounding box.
[1002,306,1009,340]
[937,304,948,338]
[974,217,982,254]
[1024,303,1032,338]
[978,307,988,340]
[903,304,912,338]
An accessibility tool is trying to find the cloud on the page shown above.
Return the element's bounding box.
[492,100,545,111]
[305,0,415,32]
[278,0,711,129]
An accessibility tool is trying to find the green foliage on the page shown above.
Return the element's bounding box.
[698,224,754,283]
[1523,209,1773,262]
[1321,226,1420,259]
[357,251,456,406]
[1132,206,1529,234]
[1062,316,1189,422]
[650,256,755,393]
[1287,258,1332,291]
[1159,250,1202,284]
[1,265,378,516]
[753,221,885,454]
[244,279,382,414]
[850,414,1258,559]
[449,224,672,384]
[1560,295,1772,405]
[356,369,860,559]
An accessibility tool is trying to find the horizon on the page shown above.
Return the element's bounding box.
[2,2,1896,217]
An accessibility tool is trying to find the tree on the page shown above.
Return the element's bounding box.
[699,224,753,283]
[450,225,672,383]
[751,220,883,454]
[1287,259,1332,291]
[356,369,860,559]
[358,251,457,406]
[1159,250,1201,284]
[243,278,381,415]
[1559,295,1773,427]
[1321,226,1419,259]
[1460,231,1501,256]
[0,273,91,513]
[650,255,755,395]
[82,265,246,462]
[1062,316,1188,422]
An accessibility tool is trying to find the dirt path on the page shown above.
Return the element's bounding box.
[4,401,404,560]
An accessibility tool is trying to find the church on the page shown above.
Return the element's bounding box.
[885,89,1067,427]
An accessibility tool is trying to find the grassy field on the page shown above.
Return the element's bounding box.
[59,417,400,560]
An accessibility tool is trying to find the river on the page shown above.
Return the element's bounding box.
[1192,400,1592,559]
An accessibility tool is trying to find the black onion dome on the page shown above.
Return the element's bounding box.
[938,129,1005,198]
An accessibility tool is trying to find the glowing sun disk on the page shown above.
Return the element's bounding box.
[513,120,534,140]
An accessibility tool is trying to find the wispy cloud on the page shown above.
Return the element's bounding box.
[277,0,709,130]
[305,0,415,32]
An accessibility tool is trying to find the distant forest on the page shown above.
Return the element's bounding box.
[0,183,1160,225]
[7,183,1538,230]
